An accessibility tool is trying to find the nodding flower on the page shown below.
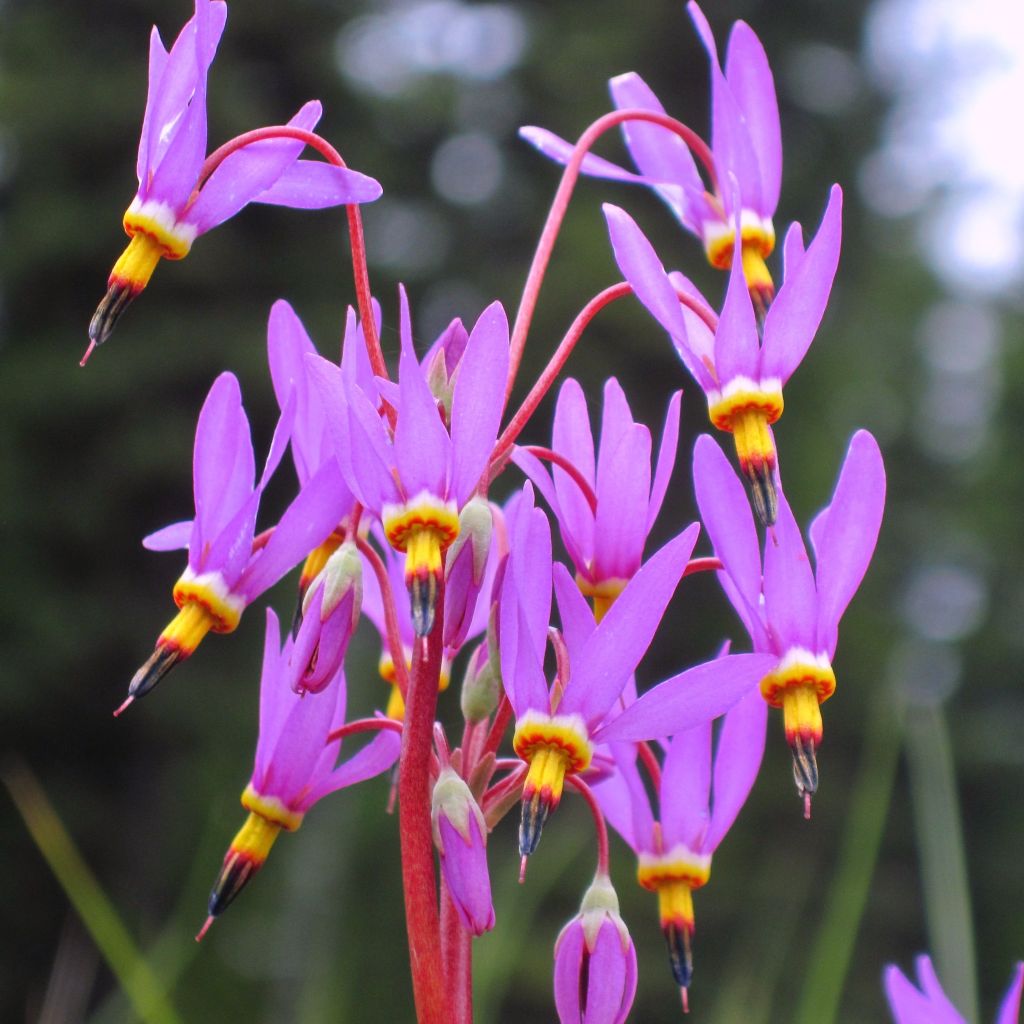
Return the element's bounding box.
[693,430,885,813]
[308,290,509,638]
[520,3,781,303]
[120,371,349,710]
[885,956,1023,1024]
[200,609,401,937]
[498,485,772,863]
[513,376,681,622]
[87,0,381,356]
[604,186,842,526]
[595,683,766,1004]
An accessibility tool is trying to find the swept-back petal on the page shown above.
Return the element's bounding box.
[592,424,651,582]
[137,27,169,183]
[883,963,960,1024]
[559,524,699,725]
[552,562,596,657]
[450,301,509,505]
[143,520,192,551]
[592,743,653,856]
[253,161,382,209]
[305,729,402,808]
[703,689,766,851]
[552,378,596,559]
[659,723,712,851]
[595,652,777,742]
[518,126,647,184]
[813,430,885,657]
[254,609,293,776]
[714,232,760,385]
[996,963,1024,1024]
[763,489,817,652]
[760,185,843,385]
[646,390,681,535]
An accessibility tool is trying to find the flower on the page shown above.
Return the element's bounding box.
[431,767,495,936]
[595,684,766,1001]
[604,187,842,525]
[309,291,510,636]
[498,485,772,859]
[520,3,781,301]
[553,874,637,1024]
[885,956,1023,1024]
[513,376,681,621]
[693,429,885,810]
[121,370,349,708]
[200,609,401,934]
[87,0,382,354]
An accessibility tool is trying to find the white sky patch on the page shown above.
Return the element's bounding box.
[864,0,1024,293]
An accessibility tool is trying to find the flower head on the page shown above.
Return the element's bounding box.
[553,874,638,1024]
[201,609,401,932]
[885,956,1023,1024]
[87,0,381,354]
[122,370,349,707]
[604,186,843,525]
[693,429,885,809]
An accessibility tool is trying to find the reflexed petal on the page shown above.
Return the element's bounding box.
[519,125,647,184]
[253,161,383,209]
[724,21,782,214]
[560,524,699,725]
[813,430,885,657]
[914,956,965,1023]
[760,185,843,385]
[593,424,651,582]
[592,744,652,855]
[996,963,1024,1024]
[782,220,806,281]
[137,27,169,183]
[883,963,959,1024]
[714,231,760,385]
[595,652,778,742]
[553,562,596,657]
[142,520,192,551]
[646,390,681,534]
[450,301,509,506]
[305,729,402,807]
[255,609,291,775]
[552,378,596,563]
[763,489,817,652]
[704,688,766,851]
[659,722,712,851]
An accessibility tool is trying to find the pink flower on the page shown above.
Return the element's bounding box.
[885,956,1023,1024]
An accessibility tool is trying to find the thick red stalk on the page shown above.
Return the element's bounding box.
[440,877,473,1024]
[505,108,716,404]
[197,126,387,383]
[398,612,446,1024]
[567,776,610,876]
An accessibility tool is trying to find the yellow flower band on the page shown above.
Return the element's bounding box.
[241,785,304,832]
[636,845,712,893]
[576,574,627,624]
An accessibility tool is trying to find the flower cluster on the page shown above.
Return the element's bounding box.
[93,3,899,1022]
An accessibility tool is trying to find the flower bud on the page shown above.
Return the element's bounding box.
[460,642,502,724]
[431,767,495,936]
[553,874,637,1024]
[443,497,493,650]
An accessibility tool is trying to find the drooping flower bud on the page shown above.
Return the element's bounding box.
[431,767,495,936]
[444,497,493,650]
[288,540,363,694]
[553,874,637,1024]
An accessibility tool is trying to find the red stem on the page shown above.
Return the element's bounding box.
[398,614,446,1024]
[683,556,723,577]
[196,126,387,384]
[521,447,598,515]
[327,716,404,744]
[355,537,411,698]
[481,695,514,762]
[566,776,610,876]
[440,877,473,1024]
[636,741,663,794]
[505,108,716,405]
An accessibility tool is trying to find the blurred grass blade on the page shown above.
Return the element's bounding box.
[2,759,183,1024]
[904,702,978,1024]
[794,698,902,1024]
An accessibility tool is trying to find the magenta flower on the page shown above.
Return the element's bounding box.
[604,187,842,525]
[309,291,510,636]
[513,376,681,621]
[885,957,1023,1024]
[499,485,773,858]
[202,609,401,930]
[88,0,382,351]
[123,370,349,706]
[693,429,885,809]
[431,767,495,936]
[520,3,781,291]
[553,874,638,1024]
[595,686,766,999]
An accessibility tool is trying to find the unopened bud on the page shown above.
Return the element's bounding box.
[444,498,493,650]
[460,642,501,724]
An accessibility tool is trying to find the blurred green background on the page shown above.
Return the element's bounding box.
[3,0,1023,1020]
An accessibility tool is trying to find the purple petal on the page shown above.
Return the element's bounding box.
[438,814,495,936]
[136,27,169,183]
[692,434,763,618]
[190,372,254,568]
[519,125,646,184]
[724,21,782,215]
[304,729,402,808]
[254,609,290,776]
[584,922,630,1024]
[256,389,297,493]
[760,185,843,385]
[185,100,324,233]
[450,301,510,506]
[552,378,596,565]
[659,722,712,851]
[883,963,960,1024]
[914,956,966,1022]
[553,562,597,657]
[560,524,699,725]
[703,688,766,851]
[592,424,651,582]
[142,520,192,551]
[238,459,349,601]
[814,430,885,656]
[253,160,382,209]
[996,963,1024,1024]
[553,920,585,1024]
[646,390,681,535]
[595,652,778,742]
[782,220,806,281]
[714,231,760,385]
[763,488,817,652]
[591,743,653,855]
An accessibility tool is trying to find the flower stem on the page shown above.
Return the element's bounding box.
[398,607,446,1024]
[441,875,474,1024]
[505,108,715,404]
[197,126,386,383]
[356,536,411,698]
[520,447,598,514]
[566,775,609,876]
